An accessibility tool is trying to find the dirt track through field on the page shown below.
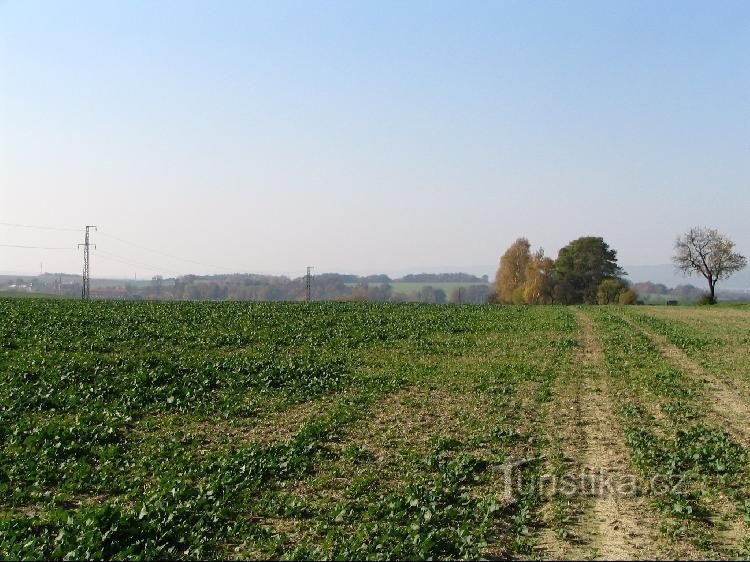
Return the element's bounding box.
[538,310,677,560]
[620,313,750,448]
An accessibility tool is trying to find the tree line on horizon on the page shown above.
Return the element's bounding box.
[491,236,636,305]
[1,272,492,303]
[492,227,746,305]
[169,272,490,303]
[5,228,743,305]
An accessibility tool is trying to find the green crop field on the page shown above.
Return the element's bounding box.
[0,299,749,559]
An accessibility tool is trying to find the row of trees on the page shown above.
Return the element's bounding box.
[494,228,747,305]
[631,281,705,304]
[169,273,491,303]
[493,236,635,305]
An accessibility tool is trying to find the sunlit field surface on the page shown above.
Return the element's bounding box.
[1,299,748,559]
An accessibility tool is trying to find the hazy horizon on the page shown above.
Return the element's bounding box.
[6,263,750,294]
[2,1,748,279]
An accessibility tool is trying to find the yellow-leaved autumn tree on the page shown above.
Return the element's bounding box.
[494,238,531,304]
[523,248,555,304]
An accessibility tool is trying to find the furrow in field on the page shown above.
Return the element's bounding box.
[620,313,750,448]
[639,308,750,396]
[598,310,748,557]
[538,310,675,560]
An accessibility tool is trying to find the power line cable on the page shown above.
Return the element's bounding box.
[1,222,298,277]
[0,222,80,232]
[97,230,236,273]
[0,243,74,250]
[96,250,184,276]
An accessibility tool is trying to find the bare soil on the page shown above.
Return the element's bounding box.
[537,310,690,560]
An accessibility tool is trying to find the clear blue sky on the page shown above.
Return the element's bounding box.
[1,0,748,278]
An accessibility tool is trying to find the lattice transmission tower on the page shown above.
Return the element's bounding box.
[78,225,97,299]
[305,266,314,302]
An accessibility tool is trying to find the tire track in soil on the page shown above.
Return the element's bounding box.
[538,309,679,560]
[620,313,750,448]
[619,312,750,556]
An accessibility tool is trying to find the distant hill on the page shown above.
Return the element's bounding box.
[623,264,750,290]
[396,273,488,284]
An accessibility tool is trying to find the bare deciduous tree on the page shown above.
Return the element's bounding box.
[673,227,747,303]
